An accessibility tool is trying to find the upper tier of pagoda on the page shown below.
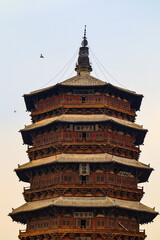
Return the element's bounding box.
[24,77,143,113]
[23,28,143,118]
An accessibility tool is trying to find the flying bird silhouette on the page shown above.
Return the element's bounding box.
[40,54,44,58]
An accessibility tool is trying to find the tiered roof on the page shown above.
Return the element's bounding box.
[21,114,147,145]
[10,196,158,224]
[15,153,152,183]
[24,77,143,111]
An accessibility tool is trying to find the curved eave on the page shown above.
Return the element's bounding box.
[9,196,158,224]
[23,83,60,112]
[20,114,147,145]
[15,153,153,183]
[106,83,143,111]
[23,76,143,112]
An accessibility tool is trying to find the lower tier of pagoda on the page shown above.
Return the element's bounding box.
[10,196,157,224]
[10,196,157,240]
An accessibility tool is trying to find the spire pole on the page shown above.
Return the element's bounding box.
[84,25,86,39]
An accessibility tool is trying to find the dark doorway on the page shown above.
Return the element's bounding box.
[81,176,87,184]
[81,219,86,228]
[82,97,85,103]
[82,132,86,140]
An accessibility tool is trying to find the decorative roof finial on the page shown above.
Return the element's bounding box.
[84,25,86,38]
[75,26,92,75]
[82,25,88,47]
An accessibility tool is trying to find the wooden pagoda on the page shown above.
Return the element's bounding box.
[10,28,158,240]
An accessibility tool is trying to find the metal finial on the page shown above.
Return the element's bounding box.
[82,25,88,47]
[84,25,86,39]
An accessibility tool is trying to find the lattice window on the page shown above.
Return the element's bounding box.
[51,100,55,106]
[33,180,39,187]
[66,133,72,140]
[54,176,60,184]
[44,221,49,228]
[108,174,115,183]
[47,178,52,185]
[37,222,43,229]
[97,220,105,227]
[36,139,41,145]
[44,137,48,144]
[97,175,105,183]
[117,177,122,184]
[63,175,72,182]
[95,97,101,102]
[39,103,43,110]
[62,220,70,226]
[96,133,103,141]
[52,219,58,227]
[46,102,50,107]
[67,97,72,102]
[29,223,35,230]
[41,179,46,185]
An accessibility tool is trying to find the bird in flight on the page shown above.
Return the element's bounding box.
[40,54,44,58]
[14,110,17,113]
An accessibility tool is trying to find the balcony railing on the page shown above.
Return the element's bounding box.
[27,141,139,152]
[32,99,135,116]
[19,228,145,237]
[23,183,143,194]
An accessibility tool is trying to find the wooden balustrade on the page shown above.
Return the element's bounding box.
[19,227,145,238]
[34,96,134,115]
[24,184,143,192]
[28,141,139,152]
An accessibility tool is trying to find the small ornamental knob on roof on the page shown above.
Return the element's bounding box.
[75,25,92,75]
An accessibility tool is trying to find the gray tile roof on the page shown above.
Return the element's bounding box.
[21,114,146,132]
[10,196,157,215]
[16,153,151,171]
[24,74,140,96]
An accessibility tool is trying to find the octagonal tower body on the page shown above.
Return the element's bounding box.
[10,30,157,240]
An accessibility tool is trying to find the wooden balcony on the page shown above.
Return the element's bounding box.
[19,227,146,239]
[23,183,144,202]
[24,182,143,191]
[31,102,136,117]
[27,141,140,161]
[28,139,139,151]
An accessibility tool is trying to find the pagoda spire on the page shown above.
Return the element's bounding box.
[75,25,92,75]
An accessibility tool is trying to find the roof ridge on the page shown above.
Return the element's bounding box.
[60,74,105,86]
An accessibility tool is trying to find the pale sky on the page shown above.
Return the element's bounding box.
[0,1,160,239]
